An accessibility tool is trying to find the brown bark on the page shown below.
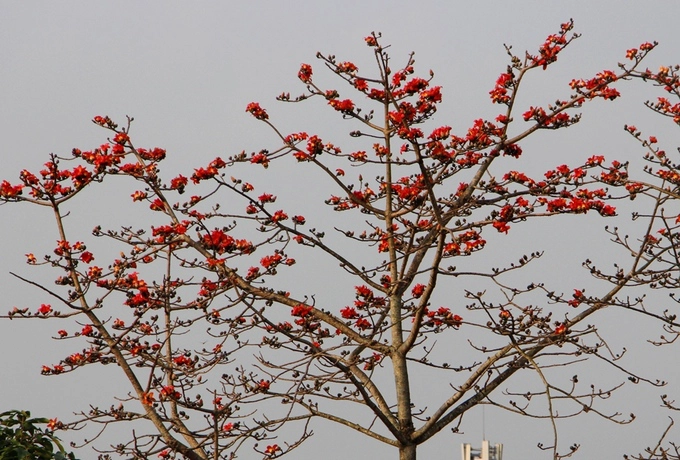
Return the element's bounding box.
[399,443,417,460]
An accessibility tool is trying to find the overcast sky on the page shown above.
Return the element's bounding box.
[2,2,680,459]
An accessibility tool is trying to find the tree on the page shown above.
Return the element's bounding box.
[609,59,680,460]
[0,21,674,459]
[0,410,77,460]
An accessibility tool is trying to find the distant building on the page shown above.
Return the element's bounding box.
[461,440,503,460]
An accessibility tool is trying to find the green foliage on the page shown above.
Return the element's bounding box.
[0,410,77,460]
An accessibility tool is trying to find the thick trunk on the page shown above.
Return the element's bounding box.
[399,444,417,460]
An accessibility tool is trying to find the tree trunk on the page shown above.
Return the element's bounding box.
[399,444,416,460]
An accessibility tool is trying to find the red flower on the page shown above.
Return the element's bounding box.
[202,229,235,254]
[419,86,442,103]
[329,98,355,113]
[173,355,193,367]
[291,304,313,317]
[354,78,368,91]
[246,102,269,120]
[261,253,283,269]
[70,165,92,189]
[411,284,426,298]
[340,306,359,319]
[554,323,567,335]
[355,318,371,330]
[113,132,129,145]
[265,444,280,455]
[250,152,270,167]
[38,304,52,315]
[80,251,94,263]
[625,182,644,194]
[149,198,165,211]
[170,175,188,192]
[403,77,428,94]
[141,391,156,406]
[568,289,584,307]
[428,126,451,141]
[46,418,62,431]
[337,61,358,73]
[131,190,147,202]
[0,180,23,198]
[355,285,373,298]
[81,325,94,336]
[160,385,181,400]
[245,266,260,280]
[492,221,510,234]
[258,193,276,203]
[298,63,313,83]
[192,167,218,183]
[598,204,616,216]
[271,210,288,222]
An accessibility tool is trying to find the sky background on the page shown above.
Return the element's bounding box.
[2,2,680,459]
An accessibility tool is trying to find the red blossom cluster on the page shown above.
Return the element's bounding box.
[390,175,426,203]
[191,157,227,183]
[42,346,103,375]
[290,304,319,331]
[599,160,629,185]
[422,306,463,329]
[152,221,189,243]
[328,98,355,113]
[298,63,312,83]
[539,196,615,216]
[141,391,156,406]
[245,102,268,120]
[569,69,620,101]
[159,385,181,401]
[284,131,309,144]
[530,20,573,69]
[264,444,280,456]
[0,179,23,198]
[522,106,573,128]
[444,230,486,255]
[173,355,193,368]
[74,144,124,173]
[337,285,387,332]
[202,229,254,255]
[489,72,513,104]
[648,96,680,125]
[293,134,324,161]
[637,63,679,94]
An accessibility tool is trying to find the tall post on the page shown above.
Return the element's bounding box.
[461,440,503,460]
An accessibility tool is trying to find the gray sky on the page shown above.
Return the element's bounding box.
[2,2,680,459]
